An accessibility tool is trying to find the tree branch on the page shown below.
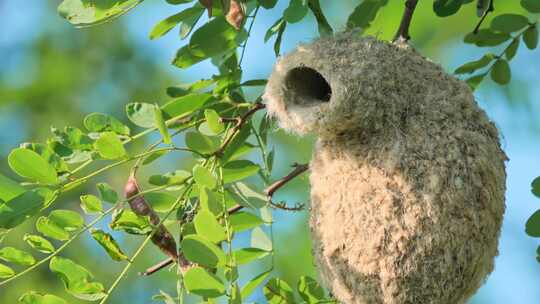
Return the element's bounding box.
[473,0,494,33]
[141,162,309,276]
[393,0,419,42]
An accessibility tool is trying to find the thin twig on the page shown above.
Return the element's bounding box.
[239,5,260,67]
[141,162,309,276]
[393,0,419,42]
[473,0,495,33]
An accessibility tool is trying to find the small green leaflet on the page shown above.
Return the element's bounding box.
[229,212,264,232]
[233,247,270,265]
[204,109,225,134]
[193,165,217,189]
[283,0,308,23]
[241,270,272,299]
[181,235,226,267]
[19,292,68,304]
[90,229,128,261]
[297,276,326,303]
[194,210,227,243]
[526,209,540,237]
[110,209,151,235]
[161,93,213,117]
[490,59,511,85]
[154,105,171,144]
[24,234,55,254]
[49,210,84,232]
[490,14,529,33]
[8,148,58,184]
[464,29,511,47]
[36,217,70,241]
[97,183,119,204]
[521,0,540,13]
[94,132,127,160]
[58,0,144,27]
[0,173,25,202]
[183,266,226,298]
[0,263,15,278]
[523,26,539,50]
[222,160,260,183]
[251,226,273,251]
[454,53,495,74]
[126,102,155,128]
[144,192,177,212]
[347,0,388,29]
[0,189,51,229]
[264,278,295,304]
[0,247,36,266]
[49,256,106,301]
[150,5,205,40]
[308,0,333,36]
[83,112,130,136]
[80,194,103,214]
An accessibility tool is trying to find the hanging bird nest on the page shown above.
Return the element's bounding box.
[264,31,507,304]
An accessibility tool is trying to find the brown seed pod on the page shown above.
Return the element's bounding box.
[225,0,245,30]
[125,173,190,269]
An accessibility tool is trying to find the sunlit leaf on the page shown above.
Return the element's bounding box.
[58,0,143,27]
[241,269,271,299]
[251,226,272,251]
[183,266,226,298]
[80,195,103,214]
[230,212,264,232]
[83,113,130,135]
[204,109,225,134]
[36,217,70,241]
[149,170,191,188]
[234,247,269,265]
[199,187,225,215]
[0,189,52,229]
[150,5,205,40]
[144,192,177,212]
[49,257,106,301]
[20,143,69,174]
[24,234,55,254]
[193,165,217,189]
[194,210,227,243]
[161,93,213,117]
[181,235,226,267]
[97,183,119,204]
[8,148,58,184]
[90,229,128,261]
[94,132,126,160]
[0,263,15,279]
[0,173,25,202]
[264,278,295,304]
[110,208,151,235]
[0,247,35,266]
[297,276,325,303]
[222,160,259,183]
[49,210,84,232]
[18,292,68,304]
[154,105,171,144]
[228,182,267,209]
[126,102,155,128]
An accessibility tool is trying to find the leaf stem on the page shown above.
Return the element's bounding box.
[239,5,260,67]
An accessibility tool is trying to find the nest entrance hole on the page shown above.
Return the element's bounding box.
[285,67,332,104]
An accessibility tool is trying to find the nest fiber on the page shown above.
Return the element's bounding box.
[264,32,507,304]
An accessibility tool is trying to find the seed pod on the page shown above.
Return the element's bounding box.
[226,0,245,30]
[125,173,190,269]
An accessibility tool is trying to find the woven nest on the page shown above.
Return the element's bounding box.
[264,32,507,304]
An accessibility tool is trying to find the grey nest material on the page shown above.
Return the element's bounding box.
[264,32,507,304]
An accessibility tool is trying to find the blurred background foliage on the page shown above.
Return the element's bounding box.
[0,0,539,303]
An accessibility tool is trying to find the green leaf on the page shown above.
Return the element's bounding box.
[149,170,191,188]
[490,14,529,33]
[181,235,226,267]
[241,79,268,87]
[167,79,215,97]
[0,263,15,279]
[8,148,58,184]
[154,106,172,144]
[222,123,252,162]
[433,0,464,17]
[193,165,217,189]
[21,143,69,174]
[527,209,540,237]
[126,102,155,128]
[464,29,511,47]
[110,209,151,235]
[490,59,511,85]
[523,26,539,50]
[230,212,264,232]
[259,0,278,9]
[284,0,309,23]
[194,210,227,243]
[24,234,55,254]
[241,270,272,299]
[228,182,267,209]
[531,177,540,198]
[90,229,128,261]
[150,6,205,40]
[0,247,35,266]
[251,227,273,251]
[0,173,25,202]
[505,38,520,60]
[161,93,213,117]
[347,0,388,29]
[186,132,220,155]
[234,248,269,265]
[58,0,143,27]
[18,292,68,304]
[521,0,540,13]
[83,113,130,136]
[0,189,51,229]
[265,18,285,42]
[49,210,84,232]
[204,109,225,134]
[142,150,168,165]
[183,266,226,298]
[97,183,118,204]
[264,278,295,304]
[80,195,103,214]
[152,290,176,304]
[465,73,487,91]
[179,5,205,39]
[172,45,207,68]
[269,18,287,56]
[36,217,70,241]
[222,160,260,183]
[199,187,225,215]
[308,0,333,36]
[297,276,325,303]
[144,192,177,212]
[51,126,93,152]
[94,132,127,160]
[49,257,106,301]
[454,53,495,74]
